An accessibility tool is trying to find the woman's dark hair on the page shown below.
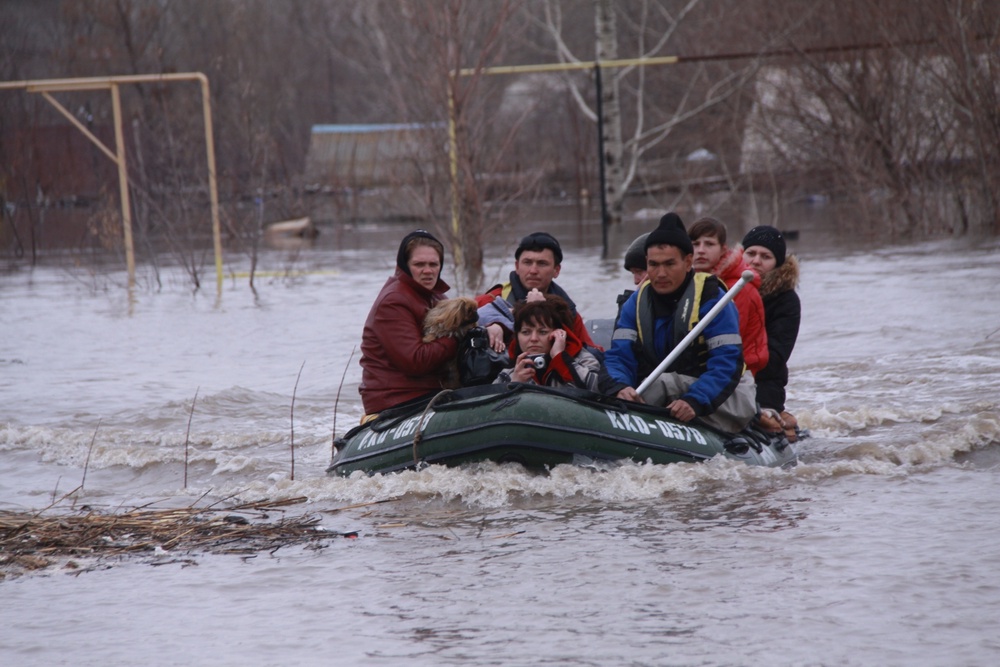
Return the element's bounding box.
[688,216,728,246]
[513,294,573,333]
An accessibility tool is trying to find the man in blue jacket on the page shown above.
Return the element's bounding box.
[605,213,756,433]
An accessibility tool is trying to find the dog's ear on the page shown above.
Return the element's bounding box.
[462,298,479,326]
[444,299,470,330]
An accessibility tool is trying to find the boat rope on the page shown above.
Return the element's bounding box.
[412,389,454,467]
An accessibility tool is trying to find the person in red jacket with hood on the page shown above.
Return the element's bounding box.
[493,295,619,395]
[359,229,458,417]
[688,217,769,376]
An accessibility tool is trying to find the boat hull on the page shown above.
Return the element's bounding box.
[328,384,796,476]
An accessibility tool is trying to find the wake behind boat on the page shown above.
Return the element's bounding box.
[328,383,796,476]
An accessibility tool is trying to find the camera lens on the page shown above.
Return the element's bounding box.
[530,354,547,370]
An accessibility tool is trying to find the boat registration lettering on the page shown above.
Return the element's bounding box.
[603,410,707,445]
[653,419,707,445]
[358,412,437,450]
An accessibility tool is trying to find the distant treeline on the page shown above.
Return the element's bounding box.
[2,1,998,285]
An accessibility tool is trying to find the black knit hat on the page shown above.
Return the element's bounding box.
[741,225,786,267]
[516,231,563,265]
[644,212,693,255]
[396,229,444,276]
[623,233,650,270]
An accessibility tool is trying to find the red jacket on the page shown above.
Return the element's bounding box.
[710,246,769,375]
[359,268,458,414]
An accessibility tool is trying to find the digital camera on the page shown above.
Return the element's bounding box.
[528,354,548,370]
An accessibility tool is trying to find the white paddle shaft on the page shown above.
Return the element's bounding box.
[635,270,753,395]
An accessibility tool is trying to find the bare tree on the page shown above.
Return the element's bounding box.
[931,0,1000,235]
[539,0,760,224]
[5,0,998,276]
[325,0,533,292]
[741,0,1000,238]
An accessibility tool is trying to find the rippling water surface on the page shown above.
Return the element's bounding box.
[2,219,999,666]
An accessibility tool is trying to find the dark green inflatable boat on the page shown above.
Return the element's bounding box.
[328,383,796,476]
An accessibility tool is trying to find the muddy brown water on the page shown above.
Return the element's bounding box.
[2,211,999,666]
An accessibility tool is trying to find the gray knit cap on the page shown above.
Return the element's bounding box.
[623,233,650,271]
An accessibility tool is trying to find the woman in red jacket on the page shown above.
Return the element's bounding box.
[688,217,769,376]
[359,230,458,417]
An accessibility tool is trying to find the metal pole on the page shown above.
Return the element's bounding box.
[458,55,678,77]
[198,75,223,292]
[109,83,136,287]
[447,81,463,269]
[4,73,224,291]
[39,91,117,162]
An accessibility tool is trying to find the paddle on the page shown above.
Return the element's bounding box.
[635,270,754,395]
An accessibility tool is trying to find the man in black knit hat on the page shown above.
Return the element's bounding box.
[604,213,757,433]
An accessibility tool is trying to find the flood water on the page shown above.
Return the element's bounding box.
[2,212,1000,666]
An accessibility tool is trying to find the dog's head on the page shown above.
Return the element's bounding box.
[452,297,480,329]
[438,297,479,330]
[423,297,480,340]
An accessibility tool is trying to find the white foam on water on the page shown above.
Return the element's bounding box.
[194,454,806,510]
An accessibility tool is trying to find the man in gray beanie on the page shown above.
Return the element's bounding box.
[607,231,652,334]
[623,232,650,286]
[604,213,756,433]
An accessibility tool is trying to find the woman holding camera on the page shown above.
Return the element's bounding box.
[494,295,620,395]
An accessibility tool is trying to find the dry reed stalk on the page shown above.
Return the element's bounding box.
[184,388,199,488]
[332,346,357,456]
[319,498,399,513]
[1,498,335,579]
[80,419,101,492]
[41,421,103,512]
[290,361,305,481]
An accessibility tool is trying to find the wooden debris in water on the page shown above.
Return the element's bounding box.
[0,498,346,578]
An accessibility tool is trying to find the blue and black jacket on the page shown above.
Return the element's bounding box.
[605,272,745,416]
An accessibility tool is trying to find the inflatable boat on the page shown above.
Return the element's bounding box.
[328,383,796,476]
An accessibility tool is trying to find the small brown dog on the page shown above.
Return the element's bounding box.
[423,297,480,388]
[422,297,480,343]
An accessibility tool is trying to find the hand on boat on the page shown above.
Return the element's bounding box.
[667,399,695,422]
[486,323,507,352]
